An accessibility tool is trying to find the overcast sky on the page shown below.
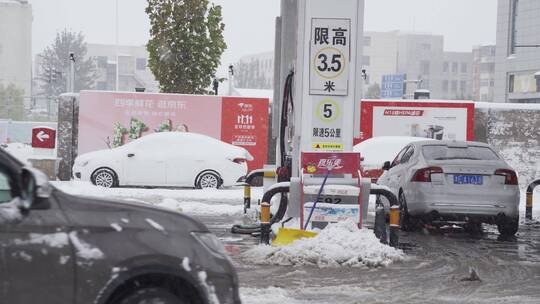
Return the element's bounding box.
[29,0,497,76]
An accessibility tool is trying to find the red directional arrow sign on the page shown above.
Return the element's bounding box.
[32,127,56,149]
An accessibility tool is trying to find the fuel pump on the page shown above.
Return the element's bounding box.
[240,0,400,247]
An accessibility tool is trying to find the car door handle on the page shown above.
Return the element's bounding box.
[127,153,135,158]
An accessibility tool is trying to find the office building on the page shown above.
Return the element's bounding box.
[0,0,32,97]
[472,45,496,102]
[363,31,472,100]
[234,52,274,90]
[86,43,159,92]
[494,0,540,103]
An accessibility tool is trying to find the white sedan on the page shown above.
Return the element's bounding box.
[377,140,520,236]
[73,132,253,189]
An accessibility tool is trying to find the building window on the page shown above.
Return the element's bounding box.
[420,61,430,75]
[508,74,515,93]
[97,56,108,69]
[363,56,370,66]
[364,36,371,47]
[421,43,431,51]
[451,80,458,92]
[461,63,467,73]
[460,81,467,93]
[136,58,147,70]
[443,62,449,73]
[442,80,449,92]
[490,80,495,87]
[452,62,458,73]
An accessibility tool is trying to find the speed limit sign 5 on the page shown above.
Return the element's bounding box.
[315,99,340,122]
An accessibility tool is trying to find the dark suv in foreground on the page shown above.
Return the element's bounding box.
[0,148,240,304]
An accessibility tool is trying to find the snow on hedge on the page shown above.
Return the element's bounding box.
[243,220,404,268]
[52,181,263,205]
[157,198,247,216]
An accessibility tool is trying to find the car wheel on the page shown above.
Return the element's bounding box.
[117,287,187,304]
[497,217,519,236]
[91,168,117,188]
[399,191,418,232]
[197,172,220,189]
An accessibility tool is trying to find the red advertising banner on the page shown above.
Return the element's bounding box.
[78,91,269,170]
[357,100,475,145]
[220,97,269,170]
[301,152,361,177]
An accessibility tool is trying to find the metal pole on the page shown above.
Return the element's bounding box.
[70,57,75,93]
[115,0,120,91]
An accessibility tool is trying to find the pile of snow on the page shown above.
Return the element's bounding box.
[243,220,404,268]
[353,136,427,169]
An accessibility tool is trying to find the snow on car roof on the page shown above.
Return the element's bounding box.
[353,136,429,167]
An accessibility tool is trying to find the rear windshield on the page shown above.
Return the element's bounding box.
[422,145,499,161]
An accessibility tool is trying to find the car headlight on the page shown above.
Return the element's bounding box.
[191,232,228,258]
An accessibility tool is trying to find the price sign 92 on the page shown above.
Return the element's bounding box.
[314,47,346,79]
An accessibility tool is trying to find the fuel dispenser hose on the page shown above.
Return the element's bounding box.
[231,184,290,235]
[231,71,295,236]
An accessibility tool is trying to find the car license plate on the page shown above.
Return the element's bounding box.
[453,175,483,185]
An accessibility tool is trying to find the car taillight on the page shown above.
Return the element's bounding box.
[494,169,518,185]
[411,167,443,182]
[232,158,247,164]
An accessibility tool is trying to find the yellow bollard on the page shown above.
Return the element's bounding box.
[389,206,400,228]
[526,191,533,220]
[260,202,271,223]
[243,185,251,213]
[389,206,400,248]
[260,202,271,244]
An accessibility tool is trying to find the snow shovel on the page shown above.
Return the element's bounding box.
[271,169,331,246]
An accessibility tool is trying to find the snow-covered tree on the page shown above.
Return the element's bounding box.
[37,30,97,97]
[146,0,226,94]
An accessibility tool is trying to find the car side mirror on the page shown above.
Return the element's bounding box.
[21,167,52,210]
[382,161,391,171]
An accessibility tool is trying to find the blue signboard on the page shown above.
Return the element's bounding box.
[380,74,406,99]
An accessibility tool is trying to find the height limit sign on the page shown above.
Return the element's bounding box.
[309,18,351,96]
